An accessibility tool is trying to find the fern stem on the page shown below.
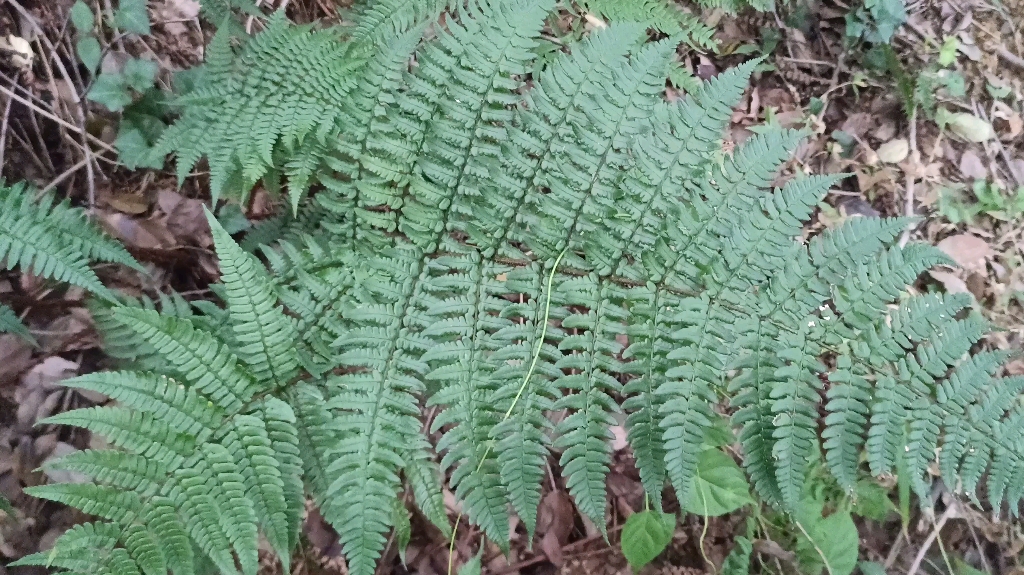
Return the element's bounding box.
[504,248,568,420]
[447,247,568,575]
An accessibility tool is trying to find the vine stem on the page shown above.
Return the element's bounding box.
[794,520,833,575]
[446,247,569,575]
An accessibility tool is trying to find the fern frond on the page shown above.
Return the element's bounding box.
[110,307,256,411]
[397,0,554,251]
[0,302,34,344]
[157,15,360,205]
[0,182,137,298]
[318,22,431,247]
[10,522,122,571]
[43,407,196,469]
[89,292,196,370]
[43,449,168,494]
[343,0,449,52]
[578,0,717,49]
[25,483,142,523]
[63,371,222,436]
[207,209,300,386]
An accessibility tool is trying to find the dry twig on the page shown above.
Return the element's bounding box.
[907,504,958,575]
[899,108,919,248]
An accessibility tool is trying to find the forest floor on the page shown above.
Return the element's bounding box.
[0,0,1022,574]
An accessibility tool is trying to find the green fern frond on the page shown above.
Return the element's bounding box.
[25,483,142,523]
[89,292,196,370]
[0,302,34,344]
[343,0,449,52]
[692,0,772,15]
[157,14,360,206]
[0,182,139,298]
[110,307,256,411]
[207,208,300,386]
[577,0,717,49]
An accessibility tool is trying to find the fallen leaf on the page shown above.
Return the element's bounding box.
[1009,159,1024,185]
[0,334,34,387]
[159,189,210,246]
[929,270,970,294]
[106,192,151,215]
[102,212,177,249]
[22,356,78,392]
[0,35,33,69]
[610,425,629,451]
[42,443,89,484]
[937,233,992,273]
[876,138,909,163]
[958,150,987,180]
[948,113,995,142]
[872,121,897,141]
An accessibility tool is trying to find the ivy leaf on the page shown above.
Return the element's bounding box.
[114,0,150,34]
[620,510,676,570]
[859,561,887,575]
[938,36,959,66]
[70,1,95,33]
[76,36,101,73]
[87,73,131,111]
[0,494,13,517]
[115,127,161,169]
[682,449,753,517]
[122,58,158,91]
[850,480,894,521]
[722,536,753,575]
[795,500,859,575]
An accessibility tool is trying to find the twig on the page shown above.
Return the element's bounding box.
[0,80,13,170]
[964,519,993,575]
[977,106,1024,188]
[0,84,117,155]
[899,107,919,248]
[6,0,101,209]
[907,504,957,575]
[996,46,1024,70]
[884,531,906,570]
[38,156,89,197]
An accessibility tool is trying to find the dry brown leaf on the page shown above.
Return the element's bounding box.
[937,233,992,273]
[610,425,628,452]
[102,213,177,249]
[106,192,151,215]
[0,334,34,388]
[158,189,210,247]
[876,138,909,163]
[21,357,78,393]
[929,270,970,294]
[958,150,988,180]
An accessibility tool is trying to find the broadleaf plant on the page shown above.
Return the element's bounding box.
[12,0,1024,574]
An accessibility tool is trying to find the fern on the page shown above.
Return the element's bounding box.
[0,302,34,344]
[156,15,361,207]
[25,1,1024,574]
[577,0,717,48]
[0,182,142,300]
[13,212,303,575]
